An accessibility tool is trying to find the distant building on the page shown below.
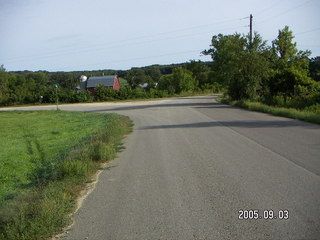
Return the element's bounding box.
[137,83,149,89]
[137,83,158,89]
[80,75,120,94]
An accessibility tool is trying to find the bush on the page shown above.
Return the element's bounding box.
[115,87,132,100]
[148,88,157,98]
[131,88,148,99]
[262,92,320,110]
[157,90,169,98]
[94,86,116,101]
[305,103,320,113]
[75,90,93,103]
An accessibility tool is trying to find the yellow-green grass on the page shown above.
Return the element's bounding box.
[0,111,132,240]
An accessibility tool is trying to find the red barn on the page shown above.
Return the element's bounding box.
[86,75,120,94]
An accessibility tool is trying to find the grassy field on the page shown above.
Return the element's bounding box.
[0,110,132,240]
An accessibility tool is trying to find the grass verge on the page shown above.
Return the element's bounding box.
[219,98,320,125]
[0,111,133,240]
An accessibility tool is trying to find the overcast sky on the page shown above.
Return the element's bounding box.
[1,0,319,72]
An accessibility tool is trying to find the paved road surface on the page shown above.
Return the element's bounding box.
[2,95,320,239]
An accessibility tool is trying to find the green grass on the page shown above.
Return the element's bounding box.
[0,111,111,204]
[219,98,320,125]
[0,110,132,240]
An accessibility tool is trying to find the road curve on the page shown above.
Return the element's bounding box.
[2,95,320,239]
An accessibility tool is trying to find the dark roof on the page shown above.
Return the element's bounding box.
[86,76,116,88]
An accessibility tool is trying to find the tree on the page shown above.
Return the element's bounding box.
[49,72,78,89]
[185,60,210,89]
[272,26,298,64]
[145,67,161,85]
[0,70,9,105]
[158,74,175,94]
[7,74,28,104]
[25,72,50,103]
[309,57,320,82]
[241,33,271,98]
[158,67,196,94]
[269,26,313,96]
[203,33,270,99]
[173,67,196,93]
[125,68,150,88]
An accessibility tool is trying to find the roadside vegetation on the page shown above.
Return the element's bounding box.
[0,111,132,240]
[203,26,320,124]
[220,98,320,125]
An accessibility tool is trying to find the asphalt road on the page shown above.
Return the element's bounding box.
[2,95,320,239]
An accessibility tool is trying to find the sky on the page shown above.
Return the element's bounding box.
[0,0,319,72]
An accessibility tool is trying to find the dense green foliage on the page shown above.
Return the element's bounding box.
[203,26,320,113]
[309,57,320,82]
[0,111,132,240]
[0,61,221,106]
[203,33,270,99]
[158,67,195,94]
[0,70,94,105]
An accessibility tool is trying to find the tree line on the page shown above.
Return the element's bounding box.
[0,61,219,106]
[0,25,319,108]
[203,26,320,111]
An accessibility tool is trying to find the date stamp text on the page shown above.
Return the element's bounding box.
[238,209,289,220]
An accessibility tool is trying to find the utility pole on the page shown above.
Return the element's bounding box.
[249,14,253,46]
[53,83,59,110]
[56,86,59,110]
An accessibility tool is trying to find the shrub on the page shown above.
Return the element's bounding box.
[148,88,157,98]
[94,86,116,101]
[116,86,132,100]
[131,88,148,99]
[75,90,93,103]
[305,103,320,114]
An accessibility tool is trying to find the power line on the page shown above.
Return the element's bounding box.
[6,18,244,62]
[254,0,283,16]
[44,49,205,71]
[5,23,248,64]
[3,15,250,71]
[257,0,314,24]
[295,27,320,35]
